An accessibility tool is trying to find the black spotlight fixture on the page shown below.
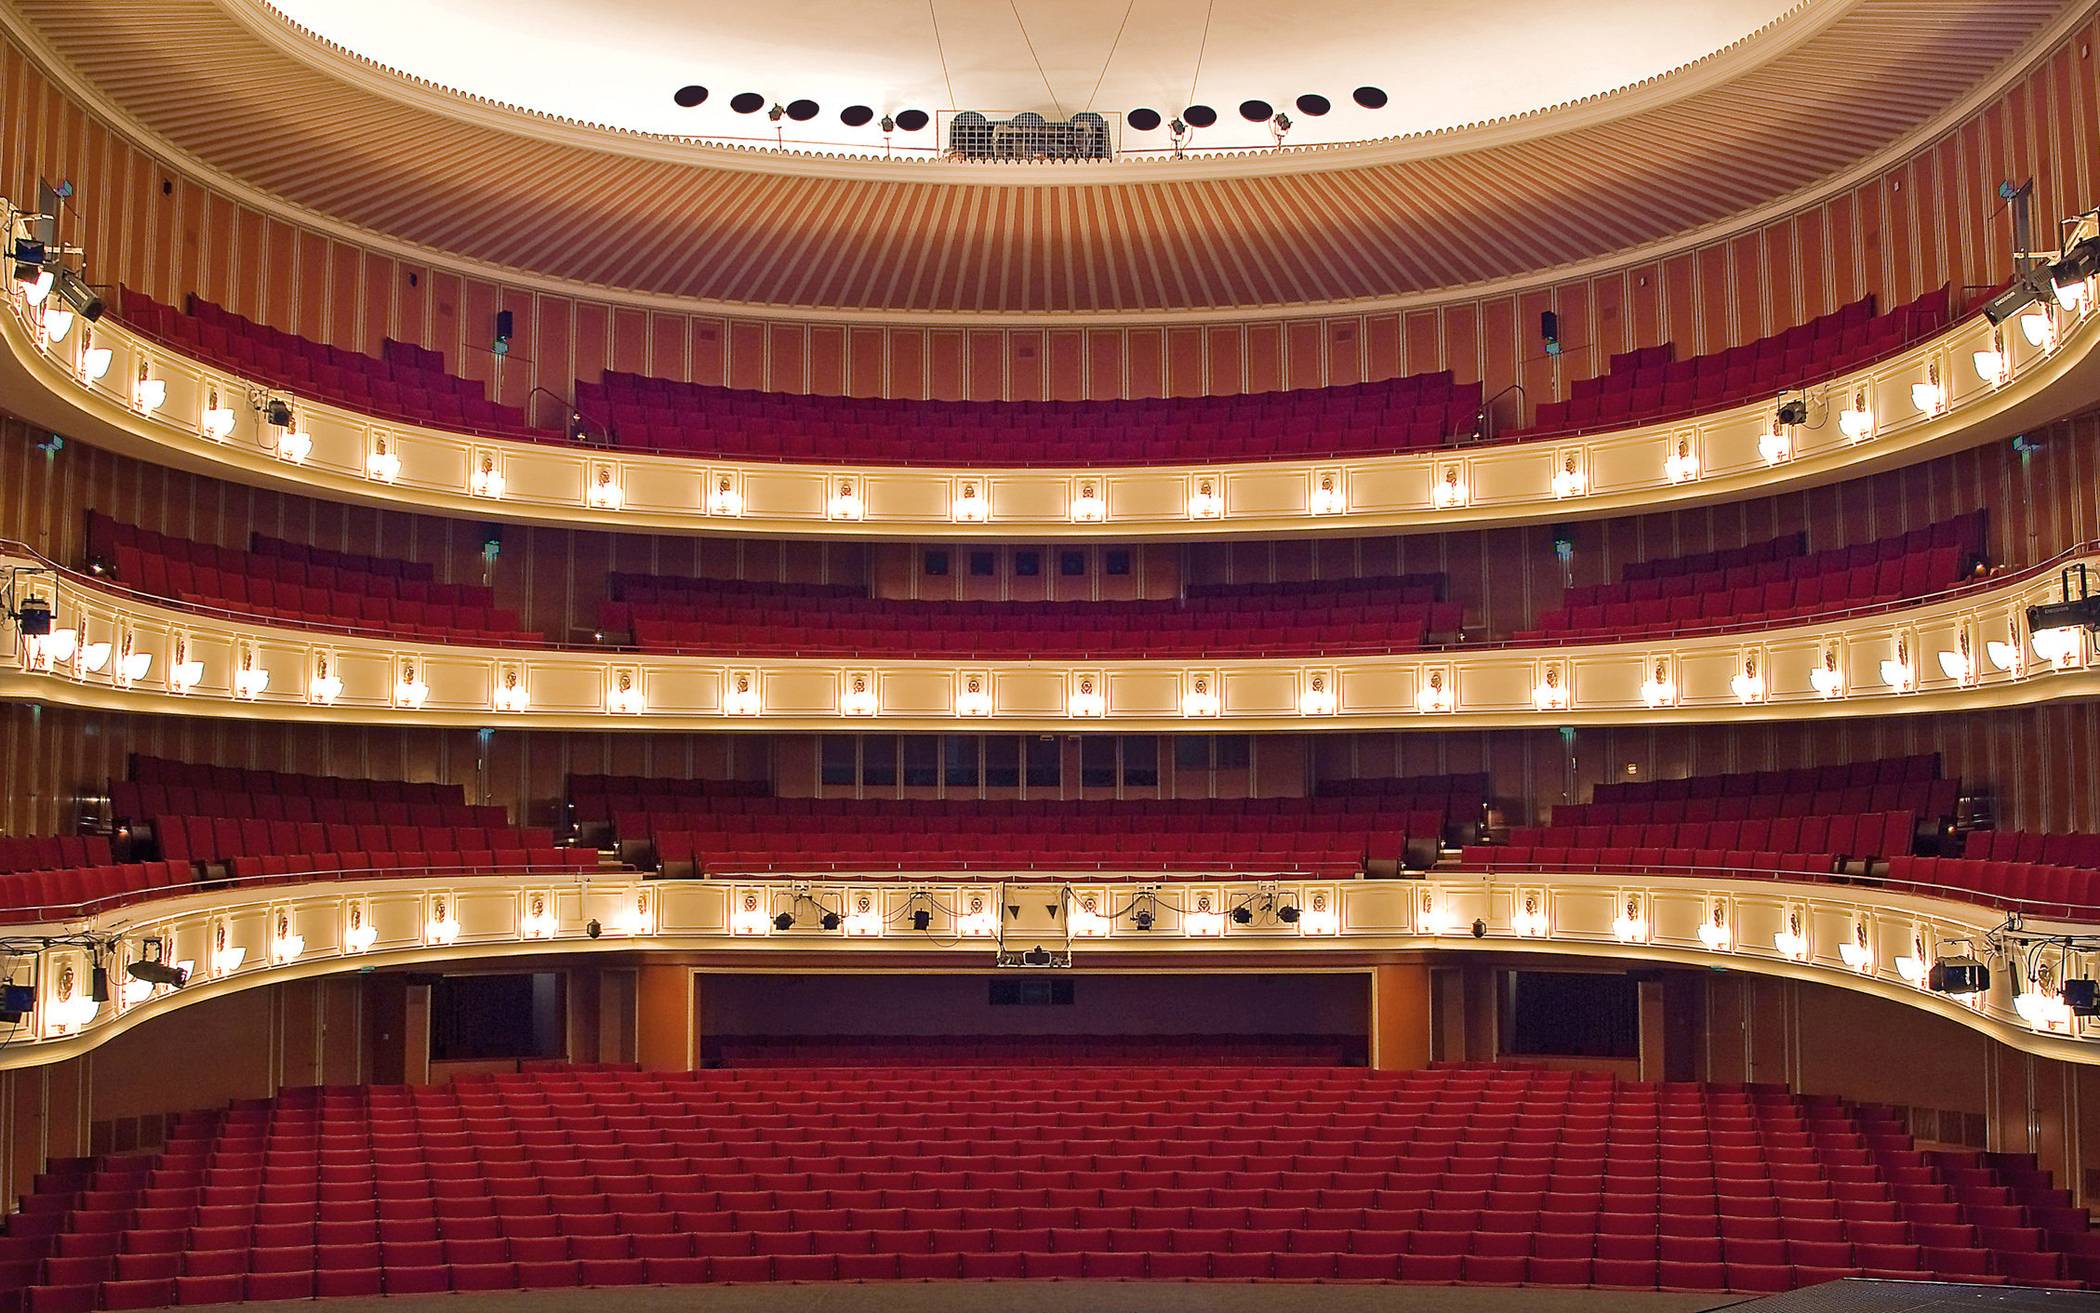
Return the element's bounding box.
[786,99,820,122]
[1239,99,1273,123]
[585,918,602,939]
[264,398,294,429]
[2066,977,2100,1016]
[88,962,109,1004]
[1353,86,1388,109]
[911,908,932,931]
[1539,310,1562,357]
[10,237,46,281]
[14,594,53,637]
[819,910,842,931]
[1928,955,1990,995]
[1277,905,1300,924]
[1127,107,1161,132]
[126,958,188,989]
[1294,93,1331,116]
[1471,918,1488,939]
[730,92,766,114]
[1132,908,1155,931]
[1182,104,1217,128]
[1231,905,1254,925]
[0,983,32,1023]
[841,105,875,127]
[1022,946,1053,967]
[55,269,103,322]
[673,85,709,108]
[1776,398,1810,426]
[772,911,795,931]
[894,109,930,132]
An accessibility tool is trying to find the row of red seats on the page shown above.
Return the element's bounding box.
[1565,515,1982,611]
[1499,811,1917,860]
[111,782,508,829]
[711,1036,1358,1065]
[1524,289,1950,436]
[0,861,191,918]
[0,833,110,874]
[90,526,488,608]
[126,758,467,803]
[616,793,1475,827]
[1624,532,1807,583]
[245,533,435,582]
[155,819,557,866]
[1884,856,2100,921]
[117,289,532,438]
[1966,830,2100,867]
[1456,847,1836,878]
[1594,753,1942,803]
[224,849,597,882]
[1550,779,1959,828]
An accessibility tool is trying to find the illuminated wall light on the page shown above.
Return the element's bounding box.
[41,305,74,343]
[1309,470,1346,516]
[2053,269,2089,312]
[1068,898,1112,938]
[614,891,656,936]
[588,467,624,509]
[957,902,999,937]
[1069,480,1106,523]
[117,643,152,684]
[232,652,269,700]
[1838,921,1873,973]
[470,454,505,499]
[1183,907,1226,937]
[2020,309,2058,350]
[276,426,313,463]
[1414,669,1453,714]
[367,435,401,482]
[25,626,77,672]
[1297,892,1339,936]
[1973,328,2010,386]
[1730,655,1765,704]
[607,671,647,715]
[828,478,865,521]
[2015,964,2073,1032]
[1068,673,1106,718]
[1909,363,1945,416]
[20,269,52,306]
[310,654,343,706]
[168,638,203,694]
[425,898,461,946]
[1758,418,1792,466]
[1550,452,1587,498]
[344,905,379,953]
[1809,647,1845,698]
[1937,630,1975,685]
[1418,892,1453,936]
[840,672,878,717]
[1838,390,1873,442]
[954,673,993,717]
[1187,475,1224,519]
[951,480,987,522]
[270,912,304,964]
[1895,940,1929,987]
[43,965,97,1036]
[520,894,557,939]
[730,894,772,936]
[1663,437,1700,484]
[2033,625,2084,669]
[1180,674,1220,718]
[1878,638,1915,692]
[493,669,529,712]
[1639,659,1676,709]
[1531,665,1568,712]
[1697,904,1732,951]
[1298,671,1337,716]
[843,905,883,938]
[725,672,763,716]
[1511,893,1548,938]
[200,388,236,441]
[134,363,166,414]
[1772,911,1809,962]
[210,924,247,977]
[1987,628,2025,675]
[1611,896,1648,944]
[78,628,111,675]
[708,474,744,517]
[395,660,429,709]
[80,338,112,383]
[1431,466,1469,509]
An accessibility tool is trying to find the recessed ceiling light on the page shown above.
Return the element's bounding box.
[1182,104,1217,128]
[787,99,819,122]
[840,105,874,127]
[672,85,708,108]
[1126,107,1161,132]
[1295,93,1331,116]
[1239,99,1273,123]
[1353,86,1388,109]
[894,109,930,132]
[730,92,765,114]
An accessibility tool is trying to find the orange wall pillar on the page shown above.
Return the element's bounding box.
[636,963,698,1072]
[1371,963,1432,1071]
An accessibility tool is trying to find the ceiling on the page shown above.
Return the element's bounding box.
[263,0,1795,156]
[3,0,2079,315]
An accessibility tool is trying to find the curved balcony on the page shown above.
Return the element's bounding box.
[2,862,2092,1069]
[4,540,2096,730]
[5,263,2098,540]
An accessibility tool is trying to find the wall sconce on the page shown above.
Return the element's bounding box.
[310,652,343,705]
[588,465,624,509]
[1730,654,1765,704]
[1067,672,1106,718]
[1663,435,1700,484]
[1180,672,1221,717]
[270,911,304,964]
[201,387,236,441]
[828,476,864,521]
[470,452,505,499]
[725,670,762,716]
[367,433,401,482]
[1431,465,1468,509]
[1838,389,1873,442]
[426,896,461,945]
[1937,629,1975,685]
[1511,892,1548,938]
[1809,645,1844,698]
[345,903,378,953]
[1639,657,1676,708]
[1069,478,1106,523]
[1531,664,1568,711]
[134,361,166,414]
[840,671,878,717]
[1838,919,1873,973]
[1612,894,1648,944]
[521,893,557,939]
[708,472,744,517]
[1697,902,1731,950]
[1910,362,1945,416]
[954,671,993,717]
[232,645,269,700]
[1772,909,1809,961]
[1297,670,1337,716]
[1309,469,1345,515]
[493,666,529,712]
[951,478,987,522]
[1973,327,2010,386]
[1187,474,1223,519]
[607,668,646,715]
[1879,637,1915,692]
[1550,451,1586,498]
[168,636,203,693]
[1415,668,1454,714]
[394,658,429,709]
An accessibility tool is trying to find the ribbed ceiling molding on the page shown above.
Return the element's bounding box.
[2,0,2079,317]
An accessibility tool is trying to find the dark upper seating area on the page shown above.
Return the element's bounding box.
[575,371,1484,466]
[1524,289,1951,437]
[116,290,532,437]
[88,513,544,647]
[1516,512,1985,641]
[602,573,1462,659]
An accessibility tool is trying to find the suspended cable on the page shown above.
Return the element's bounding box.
[1186,0,1216,107]
[928,0,958,110]
[1009,0,1065,120]
[1084,0,1138,113]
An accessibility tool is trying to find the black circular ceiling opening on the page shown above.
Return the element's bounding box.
[1127,107,1162,132]
[1352,86,1389,109]
[1295,93,1331,116]
[729,92,766,114]
[1238,99,1273,123]
[840,105,875,127]
[786,99,820,122]
[672,85,708,108]
[1182,104,1217,128]
[894,109,930,132]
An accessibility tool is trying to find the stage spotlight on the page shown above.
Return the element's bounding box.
[1132,908,1155,931]
[126,958,188,988]
[1775,398,1809,426]
[1928,956,1989,995]
[55,269,103,322]
[819,910,841,931]
[14,594,53,637]
[1277,904,1300,924]
[1539,310,1562,357]
[0,984,32,1023]
[1231,905,1254,925]
[1471,918,1488,939]
[773,911,795,931]
[585,918,602,939]
[2065,978,2100,1016]
[88,963,109,1004]
[264,398,294,428]
[911,908,931,931]
[1022,946,1053,967]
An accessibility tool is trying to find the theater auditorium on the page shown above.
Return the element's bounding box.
[2,2,2100,1310]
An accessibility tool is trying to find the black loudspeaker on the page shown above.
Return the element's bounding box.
[1540,310,1562,355]
[495,310,514,342]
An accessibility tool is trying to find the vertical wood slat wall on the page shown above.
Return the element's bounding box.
[2,22,2098,410]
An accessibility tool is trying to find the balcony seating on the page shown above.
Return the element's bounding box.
[87,513,543,646]
[7,1062,2087,1309]
[575,370,1484,466]
[1518,513,1985,641]
[604,573,1462,658]
[1880,831,2100,921]
[711,1035,1366,1066]
[115,290,533,437]
[0,834,111,874]
[623,783,1478,878]
[0,860,194,920]
[1588,754,1947,806]
[1524,288,1951,436]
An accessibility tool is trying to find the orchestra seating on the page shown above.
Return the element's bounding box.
[1523,288,1952,436]
[1516,512,1985,641]
[575,370,1483,465]
[603,574,1462,658]
[709,1035,1365,1066]
[87,513,543,647]
[115,290,532,437]
[6,1062,2088,1309]
[1884,830,2100,922]
[623,778,1482,878]
[1457,755,1960,881]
